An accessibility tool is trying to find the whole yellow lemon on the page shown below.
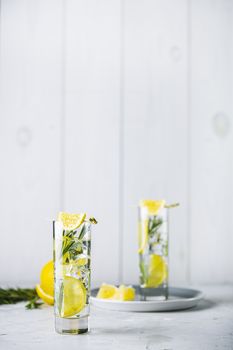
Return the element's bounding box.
[40,260,54,296]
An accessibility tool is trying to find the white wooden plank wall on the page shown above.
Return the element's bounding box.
[64,0,121,285]
[122,0,189,285]
[0,0,63,283]
[190,0,233,283]
[0,0,232,285]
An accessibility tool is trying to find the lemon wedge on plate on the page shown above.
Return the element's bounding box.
[117,285,135,301]
[97,284,135,301]
[58,212,86,231]
[97,283,119,300]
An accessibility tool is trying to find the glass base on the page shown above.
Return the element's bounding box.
[55,316,89,335]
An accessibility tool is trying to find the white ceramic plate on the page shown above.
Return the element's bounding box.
[91,286,204,312]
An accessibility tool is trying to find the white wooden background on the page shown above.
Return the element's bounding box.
[0,0,232,286]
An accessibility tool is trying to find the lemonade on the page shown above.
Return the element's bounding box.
[53,212,96,334]
[138,200,168,299]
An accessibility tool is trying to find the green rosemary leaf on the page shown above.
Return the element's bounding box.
[89,217,98,224]
[61,239,76,257]
[0,287,43,310]
[164,202,179,209]
[25,297,43,310]
[148,216,163,237]
[0,288,37,305]
[78,225,86,240]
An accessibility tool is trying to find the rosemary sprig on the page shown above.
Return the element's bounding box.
[78,224,86,240]
[61,238,76,257]
[148,216,163,237]
[164,202,180,208]
[0,288,43,309]
[26,296,43,309]
[89,217,98,224]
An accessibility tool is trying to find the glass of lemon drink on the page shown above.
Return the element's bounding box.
[53,212,97,335]
[138,200,169,300]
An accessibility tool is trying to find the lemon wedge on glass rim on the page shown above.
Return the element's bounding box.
[139,199,165,215]
[58,212,86,230]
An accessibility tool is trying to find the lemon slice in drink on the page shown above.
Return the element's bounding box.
[60,276,86,317]
[58,212,86,231]
[97,283,119,299]
[139,200,165,215]
[146,254,167,288]
[138,219,149,254]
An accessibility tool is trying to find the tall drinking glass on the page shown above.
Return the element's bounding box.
[138,203,168,300]
[53,220,91,334]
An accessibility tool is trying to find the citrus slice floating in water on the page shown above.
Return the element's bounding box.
[60,276,86,317]
[138,219,149,254]
[146,254,167,288]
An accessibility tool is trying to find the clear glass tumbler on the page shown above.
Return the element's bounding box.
[53,220,91,334]
[138,204,168,300]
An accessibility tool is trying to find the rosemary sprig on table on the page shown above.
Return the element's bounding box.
[25,296,43,309]
[0,288,43,309]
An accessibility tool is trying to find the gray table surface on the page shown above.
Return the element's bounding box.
[0,285,233,350]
